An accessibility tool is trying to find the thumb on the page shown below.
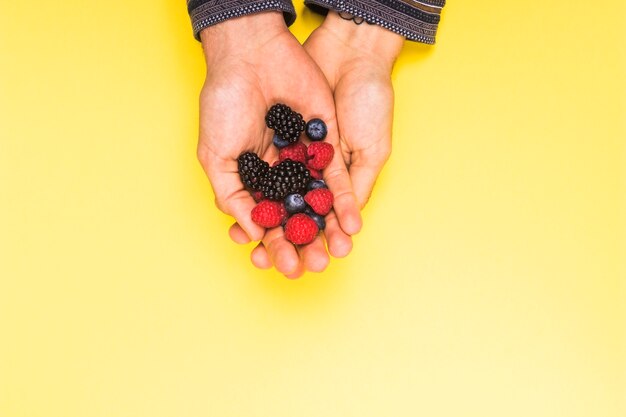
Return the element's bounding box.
[199,154,266,242]
[348,148,391,209]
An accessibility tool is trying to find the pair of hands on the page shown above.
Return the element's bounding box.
[197,11,404,278]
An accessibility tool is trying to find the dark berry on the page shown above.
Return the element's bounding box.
[260,159,311,201]
[237,152,269,191]
[265,103,305,144]
[307,179,327,190]
[284,193,307,214]
[305,118,327,141]
[272,133,290,149]
[305,209,326,231]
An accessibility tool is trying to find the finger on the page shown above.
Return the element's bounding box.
[250,243,272,269]
[323,210,353,258]
[315,114,362,236]
[324,158,362,235]
[262,227,301,275]
[284,262,306,279]
[299,235,330,273]
[349,157,387,209]
[218,187,264,242]
[229,222,252,244]
[350,165,380,209]
[202,158,265,242]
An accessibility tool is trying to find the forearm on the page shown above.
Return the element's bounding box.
[321,11,404,68]
[305,0,444,44]
[187,0,296,41]
[199,12,287,65]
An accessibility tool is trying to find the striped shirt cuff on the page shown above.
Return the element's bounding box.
[304,0,444,44]
[188,0,297,41]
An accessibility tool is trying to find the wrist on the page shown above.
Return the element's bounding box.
[200,12,287,64]
[321,11,404,65]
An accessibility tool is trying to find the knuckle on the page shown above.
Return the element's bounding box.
[308,256,329,273]
[214,196,227,213]
[197,143,210,166]
[324,167,346,184]
[380,142,392,162]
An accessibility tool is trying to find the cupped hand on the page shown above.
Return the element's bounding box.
[196,12,361,277]
[304,12,404,208]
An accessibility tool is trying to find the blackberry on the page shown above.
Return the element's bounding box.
[261,159,311,201]
[237,152,269,191]
[265,103,305,144]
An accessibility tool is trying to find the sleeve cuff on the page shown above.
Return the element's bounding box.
[188,0,297,41]
[304,0,444,44]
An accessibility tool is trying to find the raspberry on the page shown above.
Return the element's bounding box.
[238,152,269,191]
[265,103,305,144]
[251,200,287,228]
[284,213,319,245]
[279,142,307,164]
[307,142,334,170]
[308,167,323,180]
[304,188,334,216]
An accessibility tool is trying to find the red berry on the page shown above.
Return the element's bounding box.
[308,167,323,180]
[251,200,287,228]
[307,142,334,170]
[252,191,264,202]
[279,141,307,164]
[284,213,319,245]
[304,188,334,216]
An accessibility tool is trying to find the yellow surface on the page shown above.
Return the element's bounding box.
[1,1,625,416]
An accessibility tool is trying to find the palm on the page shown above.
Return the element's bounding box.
[305,26,395,208]
[200,31,333,162]
[333,71,394,206]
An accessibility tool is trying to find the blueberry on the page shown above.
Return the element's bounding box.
[307,179,327,190]
[305,118,327,142]
[284,193,307,214]
[306,211,326,231]
[272,133,290,149]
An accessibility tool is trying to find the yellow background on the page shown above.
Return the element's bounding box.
[1,0,624,416]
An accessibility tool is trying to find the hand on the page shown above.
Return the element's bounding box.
[196,12,362,278]
[304,12,404,208]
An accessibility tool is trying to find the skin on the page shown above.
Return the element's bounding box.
[197,12,361,278]
[197,11,403,278]
[304,12,403,208]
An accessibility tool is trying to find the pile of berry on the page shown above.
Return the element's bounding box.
[237,103,335,245]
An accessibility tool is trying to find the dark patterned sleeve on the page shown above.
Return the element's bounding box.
[305,0,444,44]
[187,0,297,41]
